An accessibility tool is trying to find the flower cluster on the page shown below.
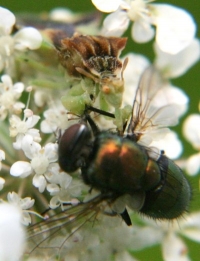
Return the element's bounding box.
[0,1,199,261]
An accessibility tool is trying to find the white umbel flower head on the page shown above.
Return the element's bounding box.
[154,38,200,79]
[92,0,196,54]
[0,74,25,120]
[9,109,41,150]
[10,135,58,192]
[40,103,69,133]
[0,7,15,35]
[7,192,35,226]
[0,202,25,261]
[135,212,200,261]
[0,7,42,72]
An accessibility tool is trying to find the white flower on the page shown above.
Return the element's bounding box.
[49,8,75,22]
[162,212,200,260]
[0,7,15,35]
[34,90,50,107]
[182,114,200,175]
[0,7,42,72]
[154,38,200,79]
[7,192,35,225]
[46,172,83,209]
[151,83,189,120]
[151,4,196,54]
[131,212,200,261]
[45,164,83,209]
[149,131,182,159]
[40,103,69,133]
[122,52,150,106]
[0,74,25,120]
[183,114,200,150]
[0,202,25,261]
[183,153,200,176]
[9,109,41,150]
[92,0,196,54]
[92,0,122,12]
[10,135,58,192]
[123,56,188,146]
[123,51,189,118]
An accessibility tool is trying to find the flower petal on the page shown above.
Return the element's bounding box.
[49,195,60,209]
[129,226,163,250]
[33,174,46,192]
[154,39,200,78]
[22,212,32,226]
[150,131,182,159]
[7,192,20,204]
[10,161,32,178]
[47,184,60,195]
[162,233,189,261]
[92,0,121,12]
[1,74,13,87]
[25,115,40,129]
[185,153,200,176]
[21,135,41,159]
[0,150,5,161]
[44,143,58,162]
[0,203,25,261]
[0,7,15,35]
[122,53,149,106]
[20,197,35,209]
[182,228,200,243]
[182,212,200,228]
[183,114,200,149]
[102,10,129,37]
[13,82,24,93]
[152,84,188,117]
[14,27,42,50]
[132,20,154,43]
[152,4,196,54]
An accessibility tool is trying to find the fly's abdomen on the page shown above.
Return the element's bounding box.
[140,154,191,219]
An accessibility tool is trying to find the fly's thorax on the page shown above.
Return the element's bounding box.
[81,133,149,194]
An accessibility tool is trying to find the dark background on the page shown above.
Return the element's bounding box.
[1,1,199,260]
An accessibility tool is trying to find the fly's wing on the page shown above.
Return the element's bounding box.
[25,194,105,259]
[127,66,183,143]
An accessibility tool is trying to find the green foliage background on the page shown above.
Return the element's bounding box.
[0,0,199,260]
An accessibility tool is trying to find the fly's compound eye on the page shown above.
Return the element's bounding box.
[58,124,92,172]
